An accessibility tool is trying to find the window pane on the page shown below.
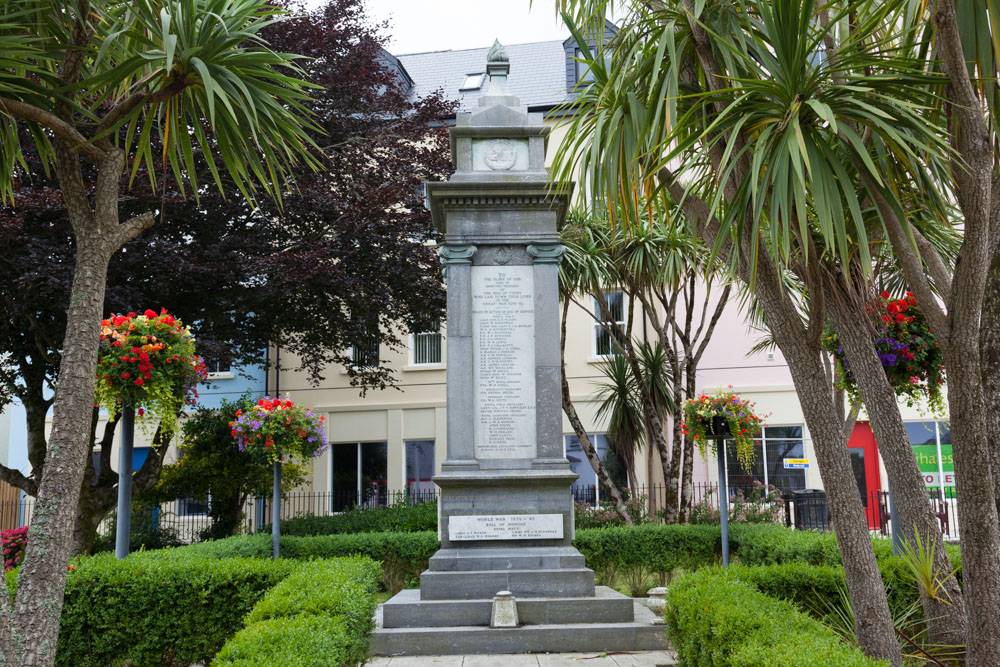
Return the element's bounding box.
[725,440,765,495]
[405,440,436,501]
[461,73,484,90]
[352,333,379,368]
[413,332,442,365]
[763,425,802,440]
[331,443,359,512]
[360,442,388,508]
[905,421,937,446]
[937,422,951,445]
[765,440,806,493]
[605,291,624,322]
[565,435,597,491]
[178,497,208,516]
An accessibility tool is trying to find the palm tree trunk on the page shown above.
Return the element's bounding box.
[827,294,966,649]
[559,300,632,523]
[981,248,1000,520]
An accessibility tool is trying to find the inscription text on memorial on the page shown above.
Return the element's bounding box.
[449,514,563,541]
[472,265,536,459]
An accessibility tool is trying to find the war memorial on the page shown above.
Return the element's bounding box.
[370,42,667,656]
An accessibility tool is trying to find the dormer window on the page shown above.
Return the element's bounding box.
[460,73,485,91]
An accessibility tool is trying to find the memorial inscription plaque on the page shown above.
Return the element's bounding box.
[472,265,536,459]
[448,514,564,541]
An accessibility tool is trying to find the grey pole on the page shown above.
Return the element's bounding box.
[272,459,281,559]
[718,442,730,568]
[115,405,135,559]
[888,485,903,556]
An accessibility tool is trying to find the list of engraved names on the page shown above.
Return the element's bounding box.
[472,265,536,459]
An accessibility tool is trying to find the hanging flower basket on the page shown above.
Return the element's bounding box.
[681,389,765,469]
[230,396,328,464]
[822,291,945,412]
[95,309,206,434]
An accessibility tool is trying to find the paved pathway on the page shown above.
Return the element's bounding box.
[369,651,678,666]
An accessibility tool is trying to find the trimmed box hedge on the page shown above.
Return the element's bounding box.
[213,556,380,667]
[4,553,298,667]
[665,567,885,666]
[150,523,962,600]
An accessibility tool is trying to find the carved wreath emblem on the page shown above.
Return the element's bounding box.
[492,245,513,265]
[484,139,518,171]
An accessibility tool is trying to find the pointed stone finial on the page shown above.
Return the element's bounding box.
[482,39,512,103]
[487,39,509,64]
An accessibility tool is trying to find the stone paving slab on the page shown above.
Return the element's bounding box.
[368,651,678,666]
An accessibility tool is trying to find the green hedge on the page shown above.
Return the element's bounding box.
[160,532,439,593]
[213,556,380,667]
[665,567,885,666]
[152,523,960,597]
[276,500,437,536]
[4,553,298,667]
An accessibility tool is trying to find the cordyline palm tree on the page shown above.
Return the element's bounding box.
[561,211,726,522]
[593,352,645,491]
[548,0,986,662]
[0,1,319,663]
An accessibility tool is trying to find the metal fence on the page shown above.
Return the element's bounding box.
[0,482,961,544]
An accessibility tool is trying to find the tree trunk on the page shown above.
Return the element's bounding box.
[981,248,1000,520]
[72,484,116,556]
[940,320,1000,665]
[827,294,966,649]
[559,300,632,523]
[11,231,116,666]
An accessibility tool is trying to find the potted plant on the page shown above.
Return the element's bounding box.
[822,290,945,412]
[681,388,765,469]
[95,309,206,434]
[229,396,328,464]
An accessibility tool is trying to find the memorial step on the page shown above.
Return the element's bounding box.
[370,599,669,656]
[428,546,586,571]
[420,567,595,600]
[382,586,633,628]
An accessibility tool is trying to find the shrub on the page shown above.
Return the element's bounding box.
[212,615,356,667]
[665,568,884,666]
[277,498,438,536]
[2,527,27,571]
[214,557,380,667]
[3,553,298,667]
[157,531,439,593]
[574,494,649,529]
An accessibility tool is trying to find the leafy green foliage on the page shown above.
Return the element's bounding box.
[214,557,379,666]
[231,396,327,463]
[665,567,886,666]
[275,499,439,536]
[3,553,298,666]
[146,394,306,540]
[212,615,356,667]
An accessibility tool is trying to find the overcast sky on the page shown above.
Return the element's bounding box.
[306,0,571,55]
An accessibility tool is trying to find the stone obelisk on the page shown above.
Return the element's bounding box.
[372,42,667,656]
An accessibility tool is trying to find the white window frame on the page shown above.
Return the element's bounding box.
[592,290,626,358]
[460,73,485,90]
[409,327,443,366]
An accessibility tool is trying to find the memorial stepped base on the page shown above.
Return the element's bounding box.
[371,594,669,656]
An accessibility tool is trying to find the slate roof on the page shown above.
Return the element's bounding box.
[397,39,569,114]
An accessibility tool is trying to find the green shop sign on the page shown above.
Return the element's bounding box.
[913,444,954,486]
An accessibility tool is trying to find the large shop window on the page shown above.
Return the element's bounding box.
[592,291,626,357]
[564,434,628,502]
[331,442,388,512]
[405,440,436,501]
[724,425,806,495]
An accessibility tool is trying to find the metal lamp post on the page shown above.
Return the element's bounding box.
[708,416,731,568]
[115,404,136,559]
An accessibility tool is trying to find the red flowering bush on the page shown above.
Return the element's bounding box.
[681,389,765,469]
[2,526,27,571]
[95,309,206,434]
[822,291,945,411]
[230,396,328,464]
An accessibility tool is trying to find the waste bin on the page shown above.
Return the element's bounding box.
[792,489,829,531]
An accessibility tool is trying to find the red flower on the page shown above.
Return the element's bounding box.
[121,372,130,379]
[880,291,890,299]
[882,315,891,324]
[137,408,144,417]
[887,303,900,315]
[134,378,144,386]
[143,309,157,318]
[895,314,906,322]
